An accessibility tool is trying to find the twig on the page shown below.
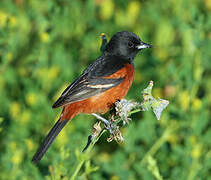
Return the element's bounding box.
[70,127,106,180]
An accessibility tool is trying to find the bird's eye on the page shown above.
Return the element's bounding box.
[128,41,134,48]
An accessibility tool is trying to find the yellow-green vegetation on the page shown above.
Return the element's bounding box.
[0,0,210,179]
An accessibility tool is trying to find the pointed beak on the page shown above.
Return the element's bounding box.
[136,42,153,50]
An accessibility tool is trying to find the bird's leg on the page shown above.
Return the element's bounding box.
[92,113,109,126]
[92,113,116,134]
[92,113,124,142]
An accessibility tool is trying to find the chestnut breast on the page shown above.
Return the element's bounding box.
[80,63,134,114]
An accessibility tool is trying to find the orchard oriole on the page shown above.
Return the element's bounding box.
[32,31,152,164]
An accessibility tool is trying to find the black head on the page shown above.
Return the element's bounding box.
[105,31,152,61]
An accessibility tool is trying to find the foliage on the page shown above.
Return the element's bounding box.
[0,0,210,179]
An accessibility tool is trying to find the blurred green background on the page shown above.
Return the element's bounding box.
[0,0,210,179]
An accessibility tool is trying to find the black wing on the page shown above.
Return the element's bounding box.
[83,54,128,77]
[52,55,127,108]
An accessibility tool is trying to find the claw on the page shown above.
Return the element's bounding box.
[91,113,124,142]
[92,113,113,133]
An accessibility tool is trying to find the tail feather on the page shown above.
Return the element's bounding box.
[32,118,68,165]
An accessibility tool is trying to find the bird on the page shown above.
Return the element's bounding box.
[32,31,152,164]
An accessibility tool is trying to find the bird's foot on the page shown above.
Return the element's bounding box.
[92,113,115,134]
[91,113,124,142]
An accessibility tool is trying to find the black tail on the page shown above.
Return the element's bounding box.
[32,119,68,165]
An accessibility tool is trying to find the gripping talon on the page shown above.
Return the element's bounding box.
[92,113,115,134]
